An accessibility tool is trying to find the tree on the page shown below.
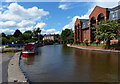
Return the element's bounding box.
[9,36,17,42]
[1,33,7,38]
[93,20,120,47]
[23,30,32,39]
[61,29,74,44]
[33,27,41,41]
[13,29,22,37]
[24,30,32,34]
[2,37,8,45]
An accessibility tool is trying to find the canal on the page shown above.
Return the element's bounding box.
[20,45,119,82]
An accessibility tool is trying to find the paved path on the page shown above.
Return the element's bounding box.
[0,48,23,53]
[8,52,28,83]
[1,53,15,83]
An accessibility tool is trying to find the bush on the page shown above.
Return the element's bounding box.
[118,40,120,46]
[75,41,80,45]
[84,40,89,46]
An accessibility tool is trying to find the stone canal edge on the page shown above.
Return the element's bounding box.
[8,52,29,83]
[67,44,120,53]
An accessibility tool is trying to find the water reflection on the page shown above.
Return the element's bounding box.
[22,55,35,65]
[20,45,119,82]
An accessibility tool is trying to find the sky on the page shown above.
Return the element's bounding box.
[0,1,119,35]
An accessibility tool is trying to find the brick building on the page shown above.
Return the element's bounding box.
[43,34,58,41]
[74,5,120,43]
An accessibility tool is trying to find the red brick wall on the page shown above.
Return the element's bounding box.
[74,18,82,42]
[74,6,110,43]
[71,44,120,50]
[89,6,108,42]
[89,6,108,19]
[82,28,89,42]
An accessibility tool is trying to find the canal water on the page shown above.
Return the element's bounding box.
[20,45,119,82]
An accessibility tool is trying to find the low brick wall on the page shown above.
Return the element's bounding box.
[68,44,120,50]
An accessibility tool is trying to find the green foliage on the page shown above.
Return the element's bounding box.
[33,28,41,37]
[33,27,42,41]
[2,37,8,45]
[1,33,7,38]
[7,35,13,39]
[75,41,80,45]
[61,29,74,44]
[13,29,22,37]
[84,40,89,46]
[9,36,17,42]
[24,30,32,34]
[89,44,106,47]
[93,20,120,47]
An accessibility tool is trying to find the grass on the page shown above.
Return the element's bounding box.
[89,44,106,47]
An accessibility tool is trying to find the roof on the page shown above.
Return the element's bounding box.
[109,5,120,11]
[79,19,89,29]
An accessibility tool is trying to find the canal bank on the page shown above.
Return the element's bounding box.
[8,52,29,83]
[67,44,120,53]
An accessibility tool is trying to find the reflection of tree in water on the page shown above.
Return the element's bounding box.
[90,52,118,82]
[73,49,119,82]
[61,45,74,54]
[22,55,35,65]
[36,47,41,56]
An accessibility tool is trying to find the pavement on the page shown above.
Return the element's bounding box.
[0,47,23,53]
[1,53,14,83]
[0,52,28,83]
[8,52,28,83]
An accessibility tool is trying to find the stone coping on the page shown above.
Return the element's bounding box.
[8,52,29,83]
[67,44,120,53]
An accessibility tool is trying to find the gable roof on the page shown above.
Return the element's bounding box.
[89,6,107,18]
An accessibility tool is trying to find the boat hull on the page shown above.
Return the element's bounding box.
[22,51,35,57]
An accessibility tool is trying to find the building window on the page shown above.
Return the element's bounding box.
[84,38,86,41]
[84,31,86,34]
[113,12,117,19]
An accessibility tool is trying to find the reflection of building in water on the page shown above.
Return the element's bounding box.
[22,55,35,65]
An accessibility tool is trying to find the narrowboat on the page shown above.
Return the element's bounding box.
[22,42,38,56]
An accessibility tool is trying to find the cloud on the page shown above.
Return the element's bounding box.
[19,26,35,33]
[0,21,17,28]
[58,4,70,10]
[17,20,35,28]
[0,28,15,34]
[3,0,16,2]
[62,2,118,31]
[62,16,80,30]
[67,16,71,19]
[34,22,46,28]
[18,22,46,33]
[0,3,49,34]
[0,7,3,10]
[42,28,61,34]
[0,3,49,21]
[79,2,118,19]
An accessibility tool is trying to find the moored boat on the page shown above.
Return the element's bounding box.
[22,42,38,56]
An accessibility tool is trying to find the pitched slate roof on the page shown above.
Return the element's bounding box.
[109,5,120,11]
[79,19,89,29]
